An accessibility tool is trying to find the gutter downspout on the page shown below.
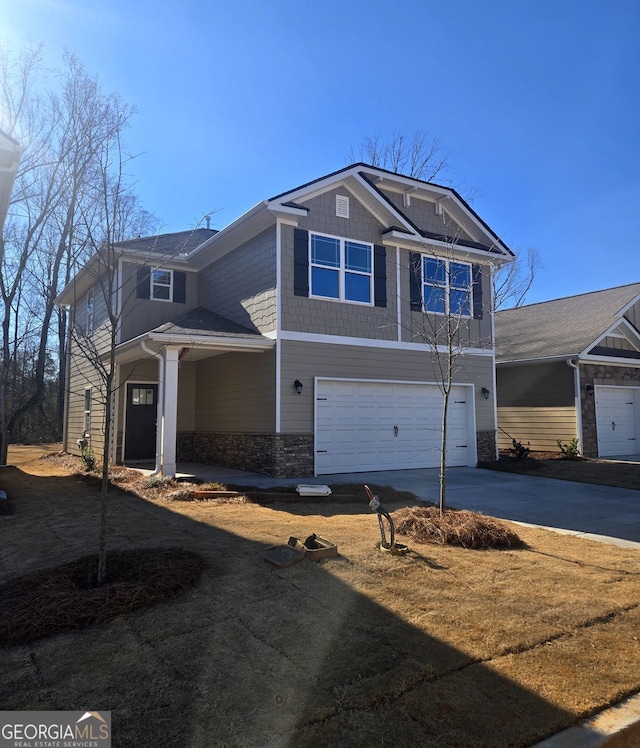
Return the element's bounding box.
[141,341,164,476]
[566,358,583,450]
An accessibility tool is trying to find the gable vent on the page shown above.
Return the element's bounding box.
[336,194,349,219]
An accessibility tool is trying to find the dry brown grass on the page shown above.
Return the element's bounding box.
[3,444,640,746]
[391,506,524,549]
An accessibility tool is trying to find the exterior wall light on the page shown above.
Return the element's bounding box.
[481,387,490,400]
[294,379,303,395]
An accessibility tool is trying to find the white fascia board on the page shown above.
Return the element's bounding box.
[267,204,308,219]
[581,354,640,367]
[614,291,640,319]
[580,317,640,357]
[271,329,493,357]
[350,173,418,234]
[186,201,270,262]
[119,249,194,268]
[384,231,512,265]
[496,355,577,367]
[147,333,274,350]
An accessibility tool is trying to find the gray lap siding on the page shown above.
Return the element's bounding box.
[280,338,496,435]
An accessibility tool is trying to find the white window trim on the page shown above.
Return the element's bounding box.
[309,232,374,306]
[421,255,473,318]
[86,288,94,335]
[83,387,91,435]
[151,268,174,302]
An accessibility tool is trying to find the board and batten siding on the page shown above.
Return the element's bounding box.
[496,362,577,450]
[194,349,276,433]
[279,339,495,434]
[197,227,277,334]
[119,261,198,343]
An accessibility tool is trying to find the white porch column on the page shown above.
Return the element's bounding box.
[161,347,180,477]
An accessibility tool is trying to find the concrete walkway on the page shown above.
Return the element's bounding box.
[159,462,640,548]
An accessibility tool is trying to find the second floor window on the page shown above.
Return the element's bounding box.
[423,257,472,317]
[151,269,172,301]
[310,233,373,304]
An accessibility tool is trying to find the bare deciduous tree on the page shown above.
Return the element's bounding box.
[493,246,541,310]
[346,130,449,182]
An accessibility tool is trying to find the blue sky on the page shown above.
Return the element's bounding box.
[3,0,639,304]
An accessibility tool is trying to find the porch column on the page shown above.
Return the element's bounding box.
[161,347,180,476]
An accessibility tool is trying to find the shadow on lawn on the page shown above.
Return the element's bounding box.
[0,466,576,748]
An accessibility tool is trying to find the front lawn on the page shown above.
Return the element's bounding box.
[1,448,639,747]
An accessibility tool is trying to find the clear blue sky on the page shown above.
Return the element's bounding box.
[3,0,639,304]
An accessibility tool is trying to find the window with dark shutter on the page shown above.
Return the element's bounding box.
[409,252,422,311]
[472,264,483,320]
[136,266,151,299]
[293,228,309,297]
[373,245,387,308]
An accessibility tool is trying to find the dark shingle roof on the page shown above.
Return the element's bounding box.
[151,307,262,339]
[495,283,640,363]
[119,229,217,255]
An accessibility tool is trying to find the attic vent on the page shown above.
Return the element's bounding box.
[336,195,349,219]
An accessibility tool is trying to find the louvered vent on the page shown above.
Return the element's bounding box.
[336,194,349,218]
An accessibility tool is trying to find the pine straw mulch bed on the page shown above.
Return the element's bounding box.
[391,506,524,549]
[0,548,204,646]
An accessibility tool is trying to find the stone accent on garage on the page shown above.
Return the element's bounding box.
[476,430,497,462]
[579,363,640,458]
[179,432,315,477]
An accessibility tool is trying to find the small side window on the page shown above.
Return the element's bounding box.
[84,388,91,434]
[86,289,94,335]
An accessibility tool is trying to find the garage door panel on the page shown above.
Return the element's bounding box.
[316,380,471,474]
[595,386,639,457]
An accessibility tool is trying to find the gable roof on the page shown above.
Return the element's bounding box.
[495,283,640,364]
[151,306,262,339]
[188,162,513,267]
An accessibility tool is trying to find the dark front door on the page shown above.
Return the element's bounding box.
[125,384,158,460]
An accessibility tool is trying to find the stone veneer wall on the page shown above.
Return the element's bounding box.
[181,432,314,477]
[476,430,497,462]
[579,363,640,458]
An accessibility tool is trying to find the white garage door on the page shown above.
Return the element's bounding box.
[595,386,639,456]
[315,379,473,475]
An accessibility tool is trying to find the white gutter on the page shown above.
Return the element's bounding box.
[566,359,583,450]
[141,340,164,476]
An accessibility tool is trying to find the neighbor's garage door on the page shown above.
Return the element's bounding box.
[315,379,471,475]
[595,386,639,457]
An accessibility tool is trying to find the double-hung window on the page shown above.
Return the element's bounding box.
[310,233,373,304]
[423,257,472,316]
[151,269,172,301]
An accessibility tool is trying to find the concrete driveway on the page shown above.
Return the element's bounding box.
[173,463,640,548]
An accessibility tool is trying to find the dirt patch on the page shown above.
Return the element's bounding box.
[480,451,640,490]
[392,506,524,549]
[0,548,203,646]
[3,445,640,746]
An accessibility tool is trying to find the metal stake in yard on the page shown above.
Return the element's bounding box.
[364,485,409,555]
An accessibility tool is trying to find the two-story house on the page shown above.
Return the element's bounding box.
[57,163,514,477]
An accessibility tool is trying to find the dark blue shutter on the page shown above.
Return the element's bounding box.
[472,264,483,319]
[409,252,422,311]
[293,228,309,297]
[173,271,186,303]
[136,266,150,299]
[373,245,387,307]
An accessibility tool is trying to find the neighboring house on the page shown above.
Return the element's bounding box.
[0,128,23,233]
[57,163,513,477]
[495,283,640,458]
